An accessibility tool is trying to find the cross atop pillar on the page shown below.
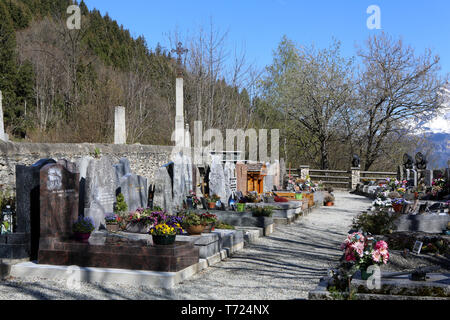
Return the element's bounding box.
[171,42,188,77]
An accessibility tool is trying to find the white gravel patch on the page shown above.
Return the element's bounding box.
[0,192,371,300]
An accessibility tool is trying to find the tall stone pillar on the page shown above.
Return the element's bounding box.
[0,91,6,142]
[114,106,126,144]
[351,167,361,190]
[175,77,185,148]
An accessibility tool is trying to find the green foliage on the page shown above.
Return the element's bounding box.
[250,206,274,217]
[181,212,203,227]
[352,210,399,235]
[215,221,235,230]
[115,193,128,214]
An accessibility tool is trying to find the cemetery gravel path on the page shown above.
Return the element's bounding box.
[0,192,371,300]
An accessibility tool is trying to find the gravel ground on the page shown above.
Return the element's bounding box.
[0,192,371,300]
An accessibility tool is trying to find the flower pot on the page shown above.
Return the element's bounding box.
[392,204,403,213]
[237,203,246,212]
[106,224,120,233]
[208,202,216,209]
[74,232,91,242]
[203,223,215,233]
[186,224,205,236]
[152,234,176,245]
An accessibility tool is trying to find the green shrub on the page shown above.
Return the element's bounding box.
[352,210,399,235]
[215,221,235,230]
[115,193,128,214]
[250,206,274,217]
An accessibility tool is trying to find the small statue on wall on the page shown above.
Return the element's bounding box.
[403,153,415,169]
[415,152,428,170]
[352,154,361,168]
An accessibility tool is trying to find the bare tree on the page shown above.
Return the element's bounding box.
[356,32,447,170]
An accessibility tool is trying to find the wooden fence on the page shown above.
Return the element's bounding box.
[289,166,397,189]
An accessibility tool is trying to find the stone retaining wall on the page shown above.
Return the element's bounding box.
[0,141,180,190]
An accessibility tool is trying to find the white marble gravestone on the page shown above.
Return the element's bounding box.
[84,157,117,230]
[209,154,226,201]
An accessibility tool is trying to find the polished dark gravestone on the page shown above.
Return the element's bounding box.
[1,159,56,260]
[39,163,79,241]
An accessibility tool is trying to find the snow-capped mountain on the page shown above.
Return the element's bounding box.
[419,84,450,168]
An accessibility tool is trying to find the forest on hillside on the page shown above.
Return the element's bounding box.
[0,0,447,171]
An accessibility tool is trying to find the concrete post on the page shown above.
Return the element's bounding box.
[175,77,185,148]
[351,167,361,190]
[0,91,5,142]
[300,165,310,180]
[114,106,126,144]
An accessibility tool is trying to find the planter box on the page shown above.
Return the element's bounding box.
[192,209,274,236]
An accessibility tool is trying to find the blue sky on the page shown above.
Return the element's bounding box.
[83,0,450,75]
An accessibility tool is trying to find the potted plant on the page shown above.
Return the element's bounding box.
[250,206,274,217]
[392,198,405,213]
[104,213,120,232]
[201,213,218,233]
[72,216,95,242]
[150,222,181,245]
[324,194,335,206]
[341,232,389,280]
[181,212,205,236]
[207,194,220,209]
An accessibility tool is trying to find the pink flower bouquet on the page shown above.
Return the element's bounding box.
[341,232,389,270]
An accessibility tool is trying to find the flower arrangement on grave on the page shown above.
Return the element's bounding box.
[391,198,406,213]
[250,206,274,217]
[105,213,119,225]
[104,213,120,232]
[387,191,401,199]
[201,213,218,232]
[188,190,201,208]
[340,232,389,280]
[324,194,335,206]
[181,212,205,235]
[372,197,392,208]
[72,216,95,241]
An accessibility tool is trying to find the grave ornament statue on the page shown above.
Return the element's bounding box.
[403,153,415,169]
[352,154,361,168]
[415,152,428,170]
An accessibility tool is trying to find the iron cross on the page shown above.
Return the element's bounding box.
[172,42,188,76]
